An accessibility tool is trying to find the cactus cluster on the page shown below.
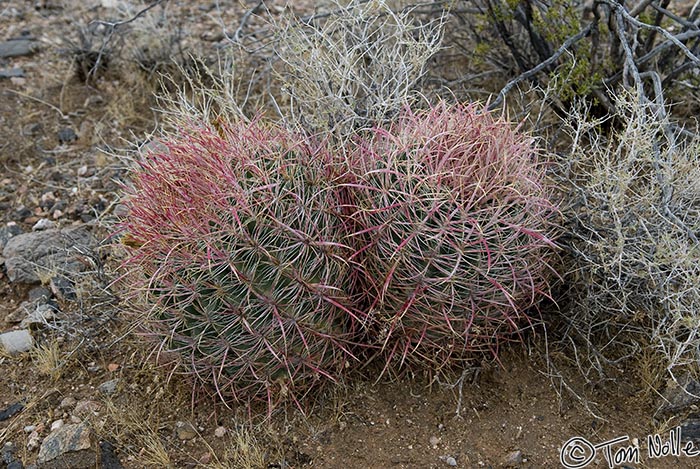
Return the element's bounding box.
[346,103,557,372]
[120,120,364,409]
[119,104,558,410]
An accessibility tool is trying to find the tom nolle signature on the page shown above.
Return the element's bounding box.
[560,426,699,468]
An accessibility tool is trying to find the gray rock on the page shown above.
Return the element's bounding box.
[444,456,457,466]
[72,400,100,420]
[28,286,52,303]
[681,417,700,444]
[0,224,23,251]
[6,291,53,324]
[32,219,56,231]
[175,421,197,440]
[0,40,40,58]
[0,68,25,79]
[20,303,57,329]
[49,275,75,301]
[99,441,123,469]
[2,226,95,284]
[97,379,119,396]
[3,442,23,468]
[37,423,98,469]
[0,329,33,355]
[660,375,700,415]
[59,396,76,410]
[4,301,31,324]
[0,402,24,421]
[503,450,523,466]
[57,128,77,144]
[23,122,42,136]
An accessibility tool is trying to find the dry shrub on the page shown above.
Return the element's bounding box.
[555,91,700,382]
[272,0,445,138]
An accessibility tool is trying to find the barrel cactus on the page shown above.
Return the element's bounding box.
[119,119,364,410]
[346,103,558,372]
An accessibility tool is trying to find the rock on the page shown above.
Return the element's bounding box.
[28,286,52,303]
[97,379,119,396]
[0,68,25,79]
[660,375,700,415]
[503,450,523,466]
[24,425,37,433]
[440,455,457,466]
[23,122,43,136]
[57,128,77,144]
[49,275,75,301]
[27,430,41,451]
[59,397,76,410]
[0,39,40,58]
[6,292,54,325]
[32,219,56,231]
[175,421,197,440]
[37,423,98,469]
[3,442,24,469]
[0,402,24,421]
[3,441,18,462]
[2,226,95,284]
[100,441,123,469]
[5,301,31,324]
[214,426,227,438]
[0,224,23,251]
[50,420,64,432]
[429,436,439,448]
[72,400,100,420]
[681,416,700,442]
[20,303,57,329]
[0,329,33,355]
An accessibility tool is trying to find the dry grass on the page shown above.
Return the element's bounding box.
[271,0,445,139]
[100,393,173,467]
[30,340,68,382]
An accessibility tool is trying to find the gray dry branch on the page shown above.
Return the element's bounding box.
[554,91,700,383]
[436,0,700,121]
[271,0,446,139]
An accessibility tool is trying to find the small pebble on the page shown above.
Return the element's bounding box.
[503,449,523,466]
[50,419,64,431]
[27,430,41,451]
[98,378,119,395]
[429,436,439,448]
[57,128,77,144]
[59,396,76,409]
[214,426,227,438]
[445,456,457,466]
[24,425,36,433]
[23,122,42,136]
[32,219,55,231]
[175,421,197,440]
